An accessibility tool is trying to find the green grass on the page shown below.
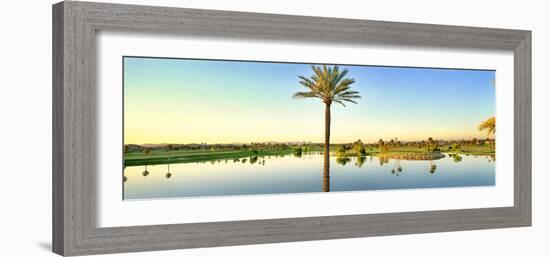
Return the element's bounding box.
[452,145,495,155]
[124,147,322,166]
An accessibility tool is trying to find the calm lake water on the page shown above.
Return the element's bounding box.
[123,153,495,200]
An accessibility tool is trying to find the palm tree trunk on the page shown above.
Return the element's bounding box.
[323,103,331,192]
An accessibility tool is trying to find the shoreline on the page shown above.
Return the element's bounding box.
[124,147,495,167]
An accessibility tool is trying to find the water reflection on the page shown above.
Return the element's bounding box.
[123,153,495,200]
[429,161,437,174]
[166,163,172,179]
[390,160,403,176]
[378,156,389,166]
[355,156,366,167]
[293,150,303,158]
[250,156,258,164]
[336,157,351,166]
[453,154,462,163]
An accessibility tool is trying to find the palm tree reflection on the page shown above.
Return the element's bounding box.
[142,148,151,176]
[429,161,437,174]
[390,160,403,176]
[123,164,127,182]
[166,163,172,179]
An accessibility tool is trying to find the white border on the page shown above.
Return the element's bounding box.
[97,31,514,227]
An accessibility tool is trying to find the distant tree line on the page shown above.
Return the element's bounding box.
[124,137,494,154]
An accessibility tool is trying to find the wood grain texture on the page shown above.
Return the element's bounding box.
[52,2,65,255]
[514,32,532,224]
[52,1,532,256]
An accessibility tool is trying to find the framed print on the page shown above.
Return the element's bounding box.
[52,1,531,256]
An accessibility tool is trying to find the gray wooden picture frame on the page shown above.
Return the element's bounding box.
[52,1,531,256]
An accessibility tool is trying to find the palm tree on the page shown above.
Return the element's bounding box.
[478,79,496,147]
[478,116,496,136]
[478,116,496,149]
[293,65,361,192]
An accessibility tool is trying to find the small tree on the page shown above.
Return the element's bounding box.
[378,139,386,153]
[451,143,461,152]
[336,145,348,157]
[427,137,439,152]
[352,139,366,156]
[143,148,151,156]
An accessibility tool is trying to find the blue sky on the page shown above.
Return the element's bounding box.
[124,57,495,144]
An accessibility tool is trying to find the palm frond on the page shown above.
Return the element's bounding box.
[333,69,349,86]
[339,98,358,104]
[298,75,315,86]
[336,90,361,97]
[293,91,320,99]
[332,99,346,107]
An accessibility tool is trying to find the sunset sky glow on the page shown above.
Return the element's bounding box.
[124,57,496,145]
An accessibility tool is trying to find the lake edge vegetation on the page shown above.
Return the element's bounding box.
[123,137,495,167]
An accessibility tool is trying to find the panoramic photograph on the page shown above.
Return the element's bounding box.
[122,56,496,200]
